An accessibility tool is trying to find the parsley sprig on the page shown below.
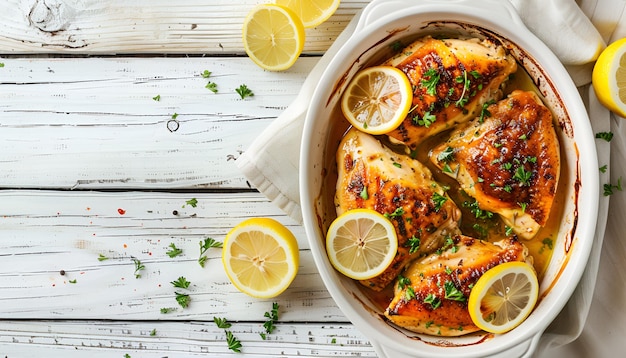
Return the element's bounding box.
[198,237,223,267]
[260,302,279,340]
[236,84,254,99]
[166,243,183,258]
[214,317,242,353]
[131,257,145,279]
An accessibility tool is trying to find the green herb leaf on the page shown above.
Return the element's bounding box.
[397,275,411,289]
[160,307,176,314]
[166,243,183,258]
[225,331,242,353]
[437,146,455,163]
[97,253,109,261]
[595,131,614,142]
[132,257,145,279]
[262,302,279,337]
[175,292,191,308]
[444,281,465,302]
[513,166,532,186]
[214,316,232,329]
[171,112,179,119]
[413,111,436,127]
[201,70,212,78]
[604,176,624,196]
[406,235,421,254]
[384,207,405,219]
[150,328,157,336]
[152,94,161,101]
[432,192,448,212]
[405,286,416,301]
[199,237,223,267]
[421,67,440,96]
[205,81,218,93]
[171,276,191,289]
[600,165,608,173]
[424,293,441,309]
[236,84,254,99]
[359,186,369,200]
[69,279,77,284]
[184,198,198,208]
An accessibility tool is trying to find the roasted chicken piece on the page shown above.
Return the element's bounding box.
[335,128,461,291]
[385,235,530,336]
[383,36,517,149]
[430,90,560,239]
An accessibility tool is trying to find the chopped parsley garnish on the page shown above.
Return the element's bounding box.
[205,81,218,93]
[595,131,613,142]
[184,198,198,208]
[160,307,176,314]
[236,84,254,99]
[504,225,514,236]
[175,292,191,308]
[214,316,232,329]
[397,275,411,289]
[539,238,554,254]
[407,235,421,254]
[69,279,77,284]
[225,331,243,353]
[599,165,608,173]
[424,293,441,309]
[436,236,458,254]
[405,286,416,301]
[150,329,157,336]
[413,111,436,127]
[464,200,494,220]
[603,176,623,196]
[384,207,405,219]
[421,67,440,96]
[518,202,528,213]
[97,254,109,261]
[389,40,404,52]
[432,192,448,212]
[437,146,455,163]
[444,281,466,302]
[479,100,494,123]
[198,237,223,267]
[359,186,369,200]
[201,70,212,78]
[152,94,161,101]
[260,302,279,339]
[132,257,145,279]
[166,243,183,258]
[513,166,532,186]
[171,276,191,289]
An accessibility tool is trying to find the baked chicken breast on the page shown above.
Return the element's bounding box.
[336,128,461,291]
[384,36,517,149]
[429,90,560,239]
[385,235,530,336]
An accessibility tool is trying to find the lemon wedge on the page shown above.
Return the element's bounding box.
[326,209,398,280]
[468,261,539,334]
[592,37,626,117]
[341,66,413,135]
[275,0,341,29]
[222,217,299,298]
[242,4,305,71]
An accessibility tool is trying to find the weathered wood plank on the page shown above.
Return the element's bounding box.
[0,320,375,357]
[0,190,346,321]
[0,0,368,55]
[0,56,315,189]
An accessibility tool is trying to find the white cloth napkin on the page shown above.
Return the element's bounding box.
[237,0,626,356]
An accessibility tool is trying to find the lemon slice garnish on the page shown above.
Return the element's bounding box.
[222,217,299,298]
[242,4,305,71]
[275,0,341,28]
[326,209,398,280]
[592,37,626,117]
[468,261,539,334]
[341,66,413,135]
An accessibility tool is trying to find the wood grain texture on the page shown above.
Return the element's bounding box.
[0,0,368,55]
[0,321,375,357]
[0,56,315,189]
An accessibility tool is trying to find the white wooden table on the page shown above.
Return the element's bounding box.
[0,1,624,357]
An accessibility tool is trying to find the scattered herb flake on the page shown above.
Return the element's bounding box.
[201,70,212,78]
[437,146,455,163]
[384,207,405,219]
[406,235,421,254]
[152,94,161,101]
[132,257,145,279]
[513,166,532,186]
[97,254,109,261]
[600,165,608,173]
[184,198,198,208]
[160,307,176,314]
[421,67,440,96]
[214,316,232,329]
[424,293,441,309]
[405,286,416,301]
[150,328,157,336]
[0,63,4,68]
[166,243,183,258]
[443,281,465,302]
[175,292,191,308]
[359,186,369,200]
[171,113,179,120]
[69,279,77,284]
[432,192,448,212]
[595,131,614,142]
[225,330,242,353]
[603,177,624,196]
[171,276,191,289]
[397,275,411,289]
[236,84,254,99]
[199,237,223,267]
[205,81,218,93]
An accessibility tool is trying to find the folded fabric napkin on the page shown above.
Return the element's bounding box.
[237,0,626,356]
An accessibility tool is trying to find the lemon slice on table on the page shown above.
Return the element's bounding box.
[592,37,626,117]
[341,66,413,135]
[468,262,539,334]
[326,209,398,280]
[242,4,305,71]
[222,217,299,298]
[275,0,341,28]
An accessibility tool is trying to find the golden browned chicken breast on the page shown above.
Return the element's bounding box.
[335,128,461,291]
[384,36,517,149]
[429,90,560,239]
[384,235,530,336]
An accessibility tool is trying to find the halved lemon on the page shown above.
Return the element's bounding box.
[468,261,539,334]
[222,217,299,298]
[592,37,626,117]
[326,209,398,280]
[275,0,341,28]
[341,66,413,135]
[242,4,305,71]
